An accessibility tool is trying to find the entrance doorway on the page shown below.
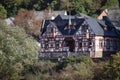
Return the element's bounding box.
[64,37,75,52]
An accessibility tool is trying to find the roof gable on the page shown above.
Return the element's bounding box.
[41,15,119,37]
[55,19,85,35]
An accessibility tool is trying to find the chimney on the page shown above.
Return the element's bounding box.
[64,11,67,15]
[50,16,55,20]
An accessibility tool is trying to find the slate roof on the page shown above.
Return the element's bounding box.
[86,18,104,36]
[55,19,85,35]
[41,17,85,35]
[41,14,119,37]
[55,15,76,20]
[98,8,120,30]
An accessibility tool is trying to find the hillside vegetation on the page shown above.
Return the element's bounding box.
[0,20,39,80]
[0,0,120,80]
[0,20,119,80]
[0,0,119,18]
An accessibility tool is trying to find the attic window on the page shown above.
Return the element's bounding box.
[64,25,75,30]
[47,27,54,33]
[64,19,76,30]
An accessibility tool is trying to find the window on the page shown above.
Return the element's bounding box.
[79,42,82,48]
[47,27,51,33]
[45,41,49,49]
[113,40,117,49]
[78,39,82,48]
[47,27,54,33]
[106,39,110,49]
[51,41,54,48]
[99,39,103,48]
[82,42,86,47]
[88,39,92,48]
[56,41,59,49]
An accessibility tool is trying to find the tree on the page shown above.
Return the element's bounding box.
[0,20,39,80]
[103,0,118,8]
[104,53,120,80]
[0,4,7,19]
[14,9,42,39]
[0,0,23,17]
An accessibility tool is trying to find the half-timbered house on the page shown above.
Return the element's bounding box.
[39,14,120,59]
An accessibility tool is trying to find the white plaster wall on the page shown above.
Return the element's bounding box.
[95,36,104,52]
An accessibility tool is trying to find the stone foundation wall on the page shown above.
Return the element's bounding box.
[39,52,90,59]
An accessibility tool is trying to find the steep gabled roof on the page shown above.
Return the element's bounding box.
[40,20,50,36]
[55,19,85,35]
[86,18,104,36]
[41,14,119,37]
[41,18,85,36]
[98,8,120,30]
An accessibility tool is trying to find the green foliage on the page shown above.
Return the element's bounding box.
[49,0,118,17]
[0,20,39,80]
[0,4,7,19]
[0,0,23,17]
[66,56,94,66]
[0,0,119,17]
[22,56,96,80]
[49,0,58,10]
[51,56,95,80]
[60,63,94,80]
[104,53,120,80]
[103,0,118,8]
[23,61,56,80]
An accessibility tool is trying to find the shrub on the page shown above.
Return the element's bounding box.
[52,56,95,80]
[104,53,120,80]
